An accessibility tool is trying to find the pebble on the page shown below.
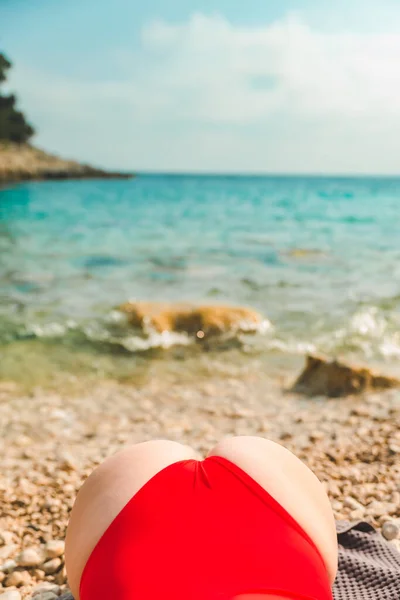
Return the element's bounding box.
[309,430,324,442]
[33,593,58,600]
[391,491,400,505]
[4,572,23,588]
[0,591,22,600]
[0,562,16,575]
[58,453,77,473]
[58,594,73,600]
[42,559,62,575]
[382,521,400,541]
[0,572,4,584]
[367,500,394,518]
[54,566,67,585]
[0,548,17,562]
[44,541,65,560]
[16,548,43,568]
[343,496,364,511]
[350,508,365,520]
[32,583,61,597]
[327,482,341,498]
[0,534,14,548]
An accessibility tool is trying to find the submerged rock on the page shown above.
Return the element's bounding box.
[292,354,400,397]
[283,248,328,260]
[118,302,264,338]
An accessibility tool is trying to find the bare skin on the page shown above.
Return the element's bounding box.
[65,437,338,600]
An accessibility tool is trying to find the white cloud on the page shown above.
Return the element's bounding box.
[9,13,400,173]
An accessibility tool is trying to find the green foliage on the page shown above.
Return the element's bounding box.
[0,52,35,143]
[0,53,12,83]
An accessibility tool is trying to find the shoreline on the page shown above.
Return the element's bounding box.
[0,143,134,185]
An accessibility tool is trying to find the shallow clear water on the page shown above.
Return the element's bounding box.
[1,175,400,382]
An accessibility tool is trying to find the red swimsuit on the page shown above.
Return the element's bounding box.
[80,456,333,600]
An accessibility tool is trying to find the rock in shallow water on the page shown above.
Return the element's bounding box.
[292,354,400,397]
[118,301,264,337]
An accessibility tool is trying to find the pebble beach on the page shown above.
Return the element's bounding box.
[0,362,399,599]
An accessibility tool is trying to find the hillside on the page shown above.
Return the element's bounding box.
[0,143,133,184]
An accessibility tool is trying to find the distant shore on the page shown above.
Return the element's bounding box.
[0,142,134,184]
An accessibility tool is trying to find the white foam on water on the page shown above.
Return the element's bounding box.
[25,322,70,338]
[120,330,193,352]
[349,307,386,337]
[266,339,317,355]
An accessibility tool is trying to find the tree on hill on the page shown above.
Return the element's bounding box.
[0,52,35,143]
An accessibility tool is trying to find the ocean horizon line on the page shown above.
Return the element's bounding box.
[133,170,400,180]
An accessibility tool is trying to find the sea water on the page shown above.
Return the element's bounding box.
[1,175,400,384]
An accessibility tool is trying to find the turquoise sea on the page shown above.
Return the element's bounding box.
[1,175,400,385]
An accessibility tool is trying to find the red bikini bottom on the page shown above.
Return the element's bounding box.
[80,456,333,600]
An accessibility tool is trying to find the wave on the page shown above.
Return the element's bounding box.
[9,303,271,354]
[4,303,400,365]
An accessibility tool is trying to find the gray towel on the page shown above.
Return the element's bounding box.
[334,521,400,600]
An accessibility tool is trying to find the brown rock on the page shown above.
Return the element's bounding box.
[292,354,400,397]
[118,301,263,337]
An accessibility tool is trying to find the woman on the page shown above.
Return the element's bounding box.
[65,436,338,600]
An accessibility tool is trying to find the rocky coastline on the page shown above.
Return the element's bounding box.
[0,143,133,184]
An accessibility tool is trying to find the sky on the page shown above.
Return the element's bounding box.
[2,0,400,174]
